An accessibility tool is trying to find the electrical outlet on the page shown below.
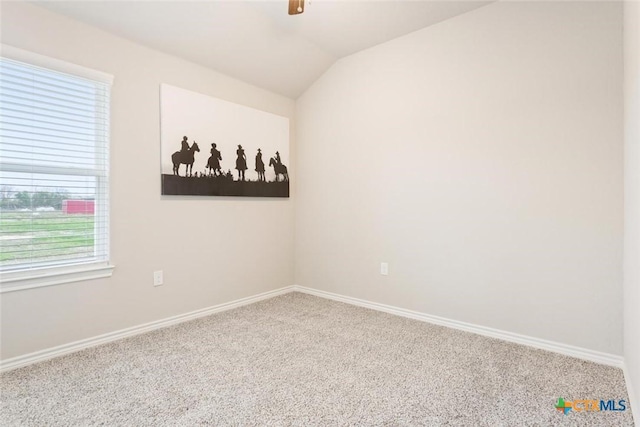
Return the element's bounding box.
[380,262,389,276]
[153,270,164,286]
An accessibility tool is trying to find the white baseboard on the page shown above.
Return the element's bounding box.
[0,285,295,373]
[1,284,625,374]
[293,285,624,368]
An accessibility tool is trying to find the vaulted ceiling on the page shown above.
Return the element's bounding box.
[35,1,492,98]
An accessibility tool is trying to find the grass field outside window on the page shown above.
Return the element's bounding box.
[0,210,95,268]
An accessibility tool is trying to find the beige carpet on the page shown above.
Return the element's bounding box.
[0,292,634,426]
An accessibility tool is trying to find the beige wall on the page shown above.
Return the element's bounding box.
[295,1,623,354]
[0,2,295,360]
[0,1,627,363]
[624,0,640,409]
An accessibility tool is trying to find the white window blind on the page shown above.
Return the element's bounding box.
[0,53,111,275]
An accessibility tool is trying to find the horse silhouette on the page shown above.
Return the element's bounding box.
[207,155,222,177]
[172,142,200,177]
[269,157,288,182]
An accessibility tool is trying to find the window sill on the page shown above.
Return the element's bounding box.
[0,263,115,293]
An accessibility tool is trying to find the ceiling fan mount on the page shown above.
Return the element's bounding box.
[288,0,305,15]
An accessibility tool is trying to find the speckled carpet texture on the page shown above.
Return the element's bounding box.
[0,292,634,426]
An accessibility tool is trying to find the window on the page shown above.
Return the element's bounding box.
[0,46,114,292]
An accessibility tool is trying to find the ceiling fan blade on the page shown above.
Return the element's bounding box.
[288,0,304,15]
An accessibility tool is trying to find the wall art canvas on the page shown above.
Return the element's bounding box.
[160,84,290,197]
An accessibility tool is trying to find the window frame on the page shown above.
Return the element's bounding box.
[0,45,115,293]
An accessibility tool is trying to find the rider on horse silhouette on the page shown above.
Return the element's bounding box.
[236,145,247,181]
[208,143,222,176]
[255,148,265,181]
[172,138,199,177]
[269,152,288,182]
